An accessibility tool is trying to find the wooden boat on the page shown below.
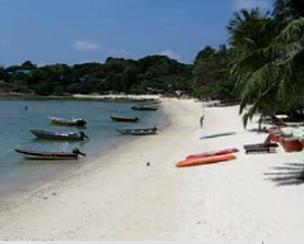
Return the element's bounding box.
[176,154,236,168]
[30,129,89,141]
[186,148,239,160]
[150,99,162,105]
[116,127,157,135]
[15,148,86,160]
[49,116,87,126]
[131,105,158,111]
[111,116,139,123]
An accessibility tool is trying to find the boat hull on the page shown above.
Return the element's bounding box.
[176,154,236,167]
[15,149,79,160]
[111,116,139,123]
[116,128,157,135]
[131,106,158,111]
[186,148,239,160]
[49,117,87,126]
[30,129,83,141]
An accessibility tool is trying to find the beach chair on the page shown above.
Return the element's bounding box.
[243,134,278,150]
[245,146,277,154]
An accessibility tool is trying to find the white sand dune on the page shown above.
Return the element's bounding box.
[0,98,303,241]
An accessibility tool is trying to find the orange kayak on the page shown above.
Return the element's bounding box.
[186,148,239,160]
[176,154,236,168]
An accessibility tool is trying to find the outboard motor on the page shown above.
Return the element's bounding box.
[79,131,89,140]
[76,119,87,126]
[72,148,86,156]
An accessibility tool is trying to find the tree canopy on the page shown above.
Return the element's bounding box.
[0,56,192,96]
[229,0,304,126]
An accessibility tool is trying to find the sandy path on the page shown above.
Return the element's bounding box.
[0,98,303,241]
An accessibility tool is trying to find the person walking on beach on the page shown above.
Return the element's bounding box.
[200,115,204,128]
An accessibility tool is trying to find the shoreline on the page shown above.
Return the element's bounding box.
[0,98,303,241]
[0,93,162,102]
[0,97,170,205]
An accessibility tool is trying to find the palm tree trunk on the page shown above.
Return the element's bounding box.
[258,114,263,131]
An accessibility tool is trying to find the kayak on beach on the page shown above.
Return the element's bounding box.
[186,148,239,160]
[176,154,236,167]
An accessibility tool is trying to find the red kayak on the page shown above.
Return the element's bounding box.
[186,148,239,160]
[111,116,139,123]
[176,154,236,168]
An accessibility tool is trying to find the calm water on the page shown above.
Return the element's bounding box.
[0,98,168,196]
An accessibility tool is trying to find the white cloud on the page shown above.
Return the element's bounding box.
[159,49,182,61]
[74,41,101,52]
[233,0,272,11]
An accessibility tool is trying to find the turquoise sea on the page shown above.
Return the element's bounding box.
[0,98,167,196]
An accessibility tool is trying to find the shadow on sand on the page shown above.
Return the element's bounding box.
[264,162,304,186]
[247,128,268,134]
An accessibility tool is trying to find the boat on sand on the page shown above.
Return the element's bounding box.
[15,148,86,160]
[176,154,236,167]
[30,129,89,141]
[186,148,239,160]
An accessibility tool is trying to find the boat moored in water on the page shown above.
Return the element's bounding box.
[116,127,157,135]
[15,148,86,160]
[30,129,89,141]
[49,117,87,127]
[111,116,139,123]
[131,105,159,111]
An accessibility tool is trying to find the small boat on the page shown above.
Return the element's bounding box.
[30,129,89,141]
[176,154,236,168]
[49,117,87,127]
[149,99,162,105]
[186,148,239,160]
[15,148,86,160]
[116,127,157,135]
[111,116,139,123]
[131,105,159,111]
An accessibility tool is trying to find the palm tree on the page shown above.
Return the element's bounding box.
[228,9,276,126]
[229,7,304,126]
[228,8,273,53]
[273,0,304,24]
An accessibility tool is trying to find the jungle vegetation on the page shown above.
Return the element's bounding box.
[0,0,303,126]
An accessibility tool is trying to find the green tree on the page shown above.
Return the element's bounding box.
[273,0,304,25]
[21,60,36,69]
[229,6,304,126]
[192,45,235,100]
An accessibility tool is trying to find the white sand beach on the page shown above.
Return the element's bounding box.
[0,98,303,241]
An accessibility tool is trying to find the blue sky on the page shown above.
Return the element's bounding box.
[0,0,273,66]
